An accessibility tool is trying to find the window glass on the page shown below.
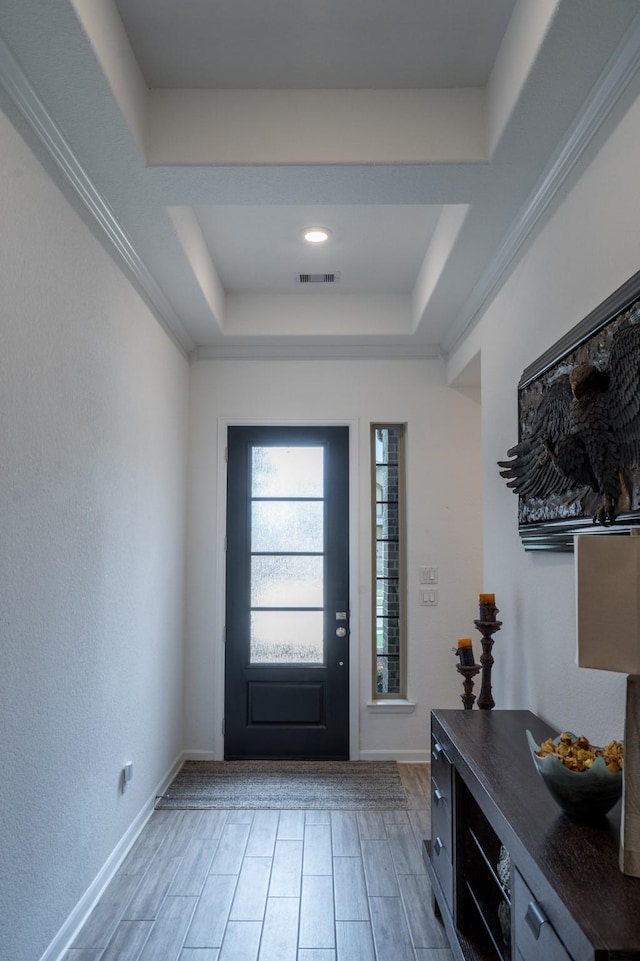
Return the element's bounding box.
[372,425,405,697]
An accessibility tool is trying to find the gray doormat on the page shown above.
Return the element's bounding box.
[156,760,409,810]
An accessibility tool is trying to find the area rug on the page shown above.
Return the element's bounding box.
[155,760,409,810]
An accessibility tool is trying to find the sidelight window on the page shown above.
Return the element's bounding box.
[371,425,406,697]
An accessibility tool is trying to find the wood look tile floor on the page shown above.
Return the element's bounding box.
[63,764,453,961]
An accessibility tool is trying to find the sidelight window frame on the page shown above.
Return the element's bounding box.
[371,423,407,700]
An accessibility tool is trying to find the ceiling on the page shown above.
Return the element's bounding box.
[113,0,516,90]
[1,1,640,362]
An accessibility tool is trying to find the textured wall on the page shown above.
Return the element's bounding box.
[449,82,640,743]
[0,110,189,961]
[186,357,482,760]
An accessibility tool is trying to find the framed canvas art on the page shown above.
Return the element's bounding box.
[499,269,640,550]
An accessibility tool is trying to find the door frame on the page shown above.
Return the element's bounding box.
[212,417,361,760]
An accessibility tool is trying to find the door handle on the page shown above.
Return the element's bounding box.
[336,627,347,637]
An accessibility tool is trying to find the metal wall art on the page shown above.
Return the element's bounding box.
[498,269,640,551]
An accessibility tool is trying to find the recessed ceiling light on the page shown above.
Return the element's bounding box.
[303,227,330,244]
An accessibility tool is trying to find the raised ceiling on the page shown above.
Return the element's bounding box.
[1,1,640,360]
[113,0,516,90]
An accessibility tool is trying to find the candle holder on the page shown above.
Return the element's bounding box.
[456,662,482,710]
[474,598,502,710]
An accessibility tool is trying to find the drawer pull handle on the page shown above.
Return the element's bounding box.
[433,787,445,806]
[434,836,444,856]
[432,741,443,761]
[525,900,548,940]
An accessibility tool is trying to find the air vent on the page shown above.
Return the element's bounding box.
[297,272,340,284]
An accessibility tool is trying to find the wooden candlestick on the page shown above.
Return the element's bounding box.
[456,663,481,710]
[474,613,502,710]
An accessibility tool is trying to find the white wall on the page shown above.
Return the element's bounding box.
[186,357,482,761]
[449,84,640,744]
[0,110,189,961]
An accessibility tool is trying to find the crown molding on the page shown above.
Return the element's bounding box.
[443,9,640,357]
[193,342,442,361]
[0,34,193,357]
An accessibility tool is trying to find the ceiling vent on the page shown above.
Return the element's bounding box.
[297,272,340,284]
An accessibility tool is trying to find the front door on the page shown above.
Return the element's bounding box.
[224,425,349,759]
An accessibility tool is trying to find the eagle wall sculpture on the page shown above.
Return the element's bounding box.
[498,305,640,534]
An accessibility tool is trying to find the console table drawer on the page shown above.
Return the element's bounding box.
[431,730,452,780]
[430,729,454,910]
[514,871,573,961]
[431,826,453,911]
[431,772,452,845]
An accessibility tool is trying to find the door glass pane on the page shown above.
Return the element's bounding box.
[251,555,323,607]
[251,611,324,663]
[249,442,325,665]
[252,501,323,552]
[252,446,324,497]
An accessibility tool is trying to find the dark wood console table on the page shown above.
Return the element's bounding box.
[425,709,640,961]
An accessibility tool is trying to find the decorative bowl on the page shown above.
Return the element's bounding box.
[526,730,622,820]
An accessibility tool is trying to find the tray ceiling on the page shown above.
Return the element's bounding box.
[1,0,639,360]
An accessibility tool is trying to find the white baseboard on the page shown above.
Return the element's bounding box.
[359,748,430,763]
[42,752,185,961]
[182,749,217,761]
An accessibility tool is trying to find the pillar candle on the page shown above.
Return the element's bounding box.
[457,637,475,666]
[479,593,497,621]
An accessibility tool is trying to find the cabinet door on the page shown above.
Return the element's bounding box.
[430,731,454,910]
[513,871,573,961]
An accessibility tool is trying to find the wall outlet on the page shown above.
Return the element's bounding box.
[121,762,133,793]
